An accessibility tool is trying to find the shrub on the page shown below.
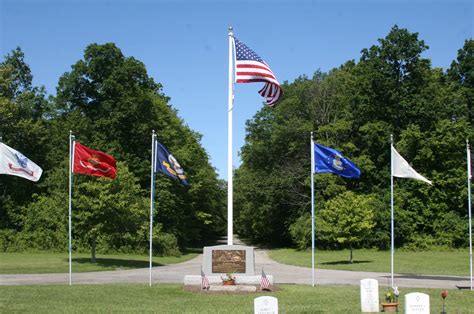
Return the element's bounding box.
[289,212,311,250]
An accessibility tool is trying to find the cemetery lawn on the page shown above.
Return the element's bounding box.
[1,284,473,313]
[0,251,198,274]
[269,248,470,276]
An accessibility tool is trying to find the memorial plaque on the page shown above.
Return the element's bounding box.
[203,245,255,275]
[212,249,246,273]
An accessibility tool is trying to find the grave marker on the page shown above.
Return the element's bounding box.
[254,296,278,314]
[360,278,379,312]
[405,292,429,314]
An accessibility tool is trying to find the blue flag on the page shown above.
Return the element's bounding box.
[314,143,360,179]
[154,140,189,186]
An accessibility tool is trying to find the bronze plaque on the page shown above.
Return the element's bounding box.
[212,249,246,273]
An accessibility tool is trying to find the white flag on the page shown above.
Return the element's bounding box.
[0,142,43,182]
[391,145,432,185]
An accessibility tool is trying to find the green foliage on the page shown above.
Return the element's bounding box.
[0,48,50,231]
[289,212,311,251]
[0,44,225,255]
[235,25,473,250]
[318,192,376,262]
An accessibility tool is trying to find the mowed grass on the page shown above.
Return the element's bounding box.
[1,284,473,313]
[269,249,470,276]
[0,251,198,274]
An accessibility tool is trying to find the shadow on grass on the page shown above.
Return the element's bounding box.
[320,260,373,265]
[71,258,163,269]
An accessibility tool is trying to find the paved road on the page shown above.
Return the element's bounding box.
[0,248,470,289]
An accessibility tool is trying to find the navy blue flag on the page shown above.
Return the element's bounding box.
[314,143,360,179]
[154,140,189,186]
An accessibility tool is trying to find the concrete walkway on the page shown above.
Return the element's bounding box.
[0,248,471,289]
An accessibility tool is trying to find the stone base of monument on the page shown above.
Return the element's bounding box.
[209,285,257,292]
[183,275,274,286]
[184,244,274,292]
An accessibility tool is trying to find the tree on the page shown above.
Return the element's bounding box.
[448,39,474,125]
[0,48,49,231]
[73,162,147,262]
[49,43,225,250]
[1,43,225,254]
[318,191,376,263]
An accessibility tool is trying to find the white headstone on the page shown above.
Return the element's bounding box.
[404,292,430,314]
[254,296,278,314]
[360,278,379,312]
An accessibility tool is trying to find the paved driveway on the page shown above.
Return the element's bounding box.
[0,249,470,289]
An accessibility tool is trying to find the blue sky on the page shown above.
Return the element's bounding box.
[1,0,472,179]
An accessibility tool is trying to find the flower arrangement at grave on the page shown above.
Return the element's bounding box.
[221,273,236,285]
[381,286,399,312]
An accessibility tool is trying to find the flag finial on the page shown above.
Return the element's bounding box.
[228,26,233,36]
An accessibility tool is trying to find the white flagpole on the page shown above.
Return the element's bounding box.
[310,132,315,287]
[467,139,472,291]
[68,130,75,286]
[150,130,156,286]
[227,26,234,246]
[390,134,395,288]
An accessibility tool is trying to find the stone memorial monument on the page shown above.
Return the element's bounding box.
[404,292,429,314]
[202,244,255,276]
[360,278,379,312]
[254,296,278,314]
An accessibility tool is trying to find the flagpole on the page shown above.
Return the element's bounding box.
[150,130,156,286]
[390,134,394,288]
[68,130,75,286]
[467,139,472,291]
[310,132,315,287]
[227,26,234,246]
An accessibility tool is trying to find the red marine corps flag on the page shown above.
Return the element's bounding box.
[73,142,116,179]
[68,135,117,285]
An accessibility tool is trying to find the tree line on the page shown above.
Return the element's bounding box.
[234,26,473,251]
[0,43,226,256]
[1,26,472,256]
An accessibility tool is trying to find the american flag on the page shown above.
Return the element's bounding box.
[201,269,210,290]
[234,38,282,106]
[260,268,271,291]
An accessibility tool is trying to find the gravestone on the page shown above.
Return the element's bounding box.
[203,245,255,275]
[254,296,278,314]
[360,278,379,312]
[404,292,429,314]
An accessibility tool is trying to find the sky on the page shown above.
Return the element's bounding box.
[1,0,472,180]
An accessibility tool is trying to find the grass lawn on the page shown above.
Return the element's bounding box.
[269,248,470,276]
[0,251,198,274]
[1,284,472,313]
